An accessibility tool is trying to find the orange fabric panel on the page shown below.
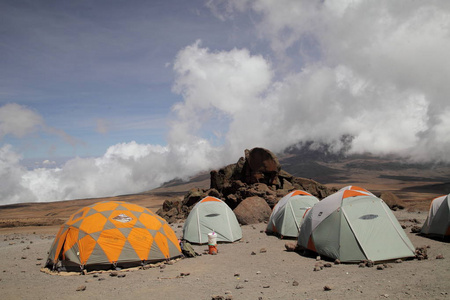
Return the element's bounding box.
[139,213,162,231]
[49,226,63,257]
[128,228,154,260]
[63,228,80,257]
[53,228,68,262]
[200,196,222,203]
[307,236,316,252]
[348,186,367,192]
[53,226,65,243]
[79,213,107,234]
[162,223,182,251]
[342,190,367,199]
[93,201,120,212]
[121,202,145,213]
[153,232,169,258]
[109,210,137,228]
[97,228,126,263]
[78,235,97,265]
[292,190,312,197]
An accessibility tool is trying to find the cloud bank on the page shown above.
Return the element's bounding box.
[1,1,450,204]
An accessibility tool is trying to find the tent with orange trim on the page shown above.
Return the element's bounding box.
[46,201,182,271]
[421,194,450,238]
[266,190,319,238]
[182,196,242,244]
[297,188,415,262]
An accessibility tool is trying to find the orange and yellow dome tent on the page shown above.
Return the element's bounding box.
[46,201,182,271]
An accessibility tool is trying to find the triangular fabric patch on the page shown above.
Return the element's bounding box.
[146,229,158,237]
[89,231,102,242]
[78,230,88,241]
[118,227,133,238]
[87,243,110,265]
[71,218,84,229]
[99,210,114,219]
[132,211,143,219]
[102,219,117,230]
[85,208,99,218]
[115,205,130,211]
[117,240,140,262]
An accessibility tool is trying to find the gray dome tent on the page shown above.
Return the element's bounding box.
[266,190,319,238]
[421,194,450,238]
[183,196,242,244]
[298,186,415,262]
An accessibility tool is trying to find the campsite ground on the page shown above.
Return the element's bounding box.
[1,156,450,300]
[0,209,449,300]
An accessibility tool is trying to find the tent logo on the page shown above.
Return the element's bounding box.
[359,214,378,220]
[113,213,133,223]
[205,213,220,217]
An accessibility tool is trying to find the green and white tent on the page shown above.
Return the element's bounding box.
[266,190,319,238]
[297,187,415,262]
[421,194,450,238]
[183,196,242,244]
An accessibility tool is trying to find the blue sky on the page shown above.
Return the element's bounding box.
[1,0,261,160]
[1,0,450,204]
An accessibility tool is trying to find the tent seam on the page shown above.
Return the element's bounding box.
[381,202,415,253]
[225,204,233,241]
[289,201,300,233]
[196,206,202,243]
[341,207,370,260]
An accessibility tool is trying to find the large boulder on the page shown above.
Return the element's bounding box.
[380,191,405,210]
[156,198,183,224]
[233,196,272,225]
[242,148,281,186]
[182,188,204,207]
[290,177,335,199]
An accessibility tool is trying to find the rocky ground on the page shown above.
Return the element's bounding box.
[0,210,448,300]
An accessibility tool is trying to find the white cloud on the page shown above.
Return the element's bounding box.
[172,40,272,116]
[1,140,223,204]
[0,103,44,139]
[214,0,450,161]
[170,40,272,152]
[0,145,37,204]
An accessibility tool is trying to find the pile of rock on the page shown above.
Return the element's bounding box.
[415,246,429,260]
[157,147,336,224]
